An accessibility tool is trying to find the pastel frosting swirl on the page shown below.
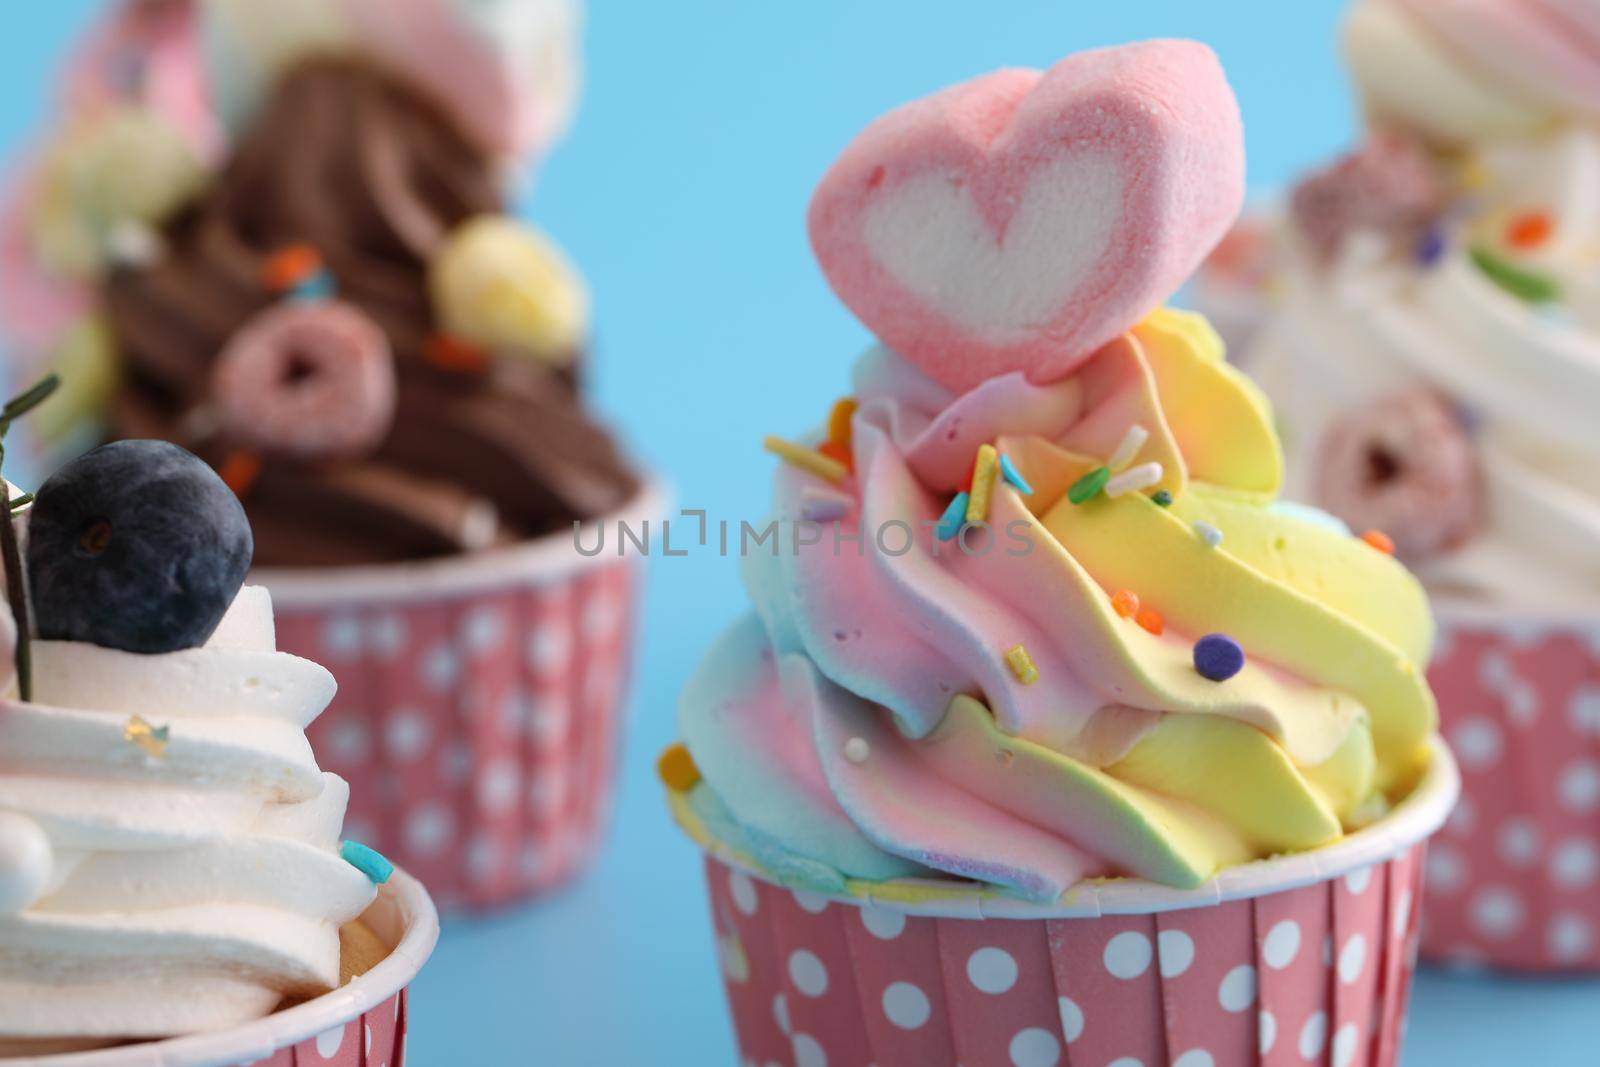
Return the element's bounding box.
[676,309,1437,901]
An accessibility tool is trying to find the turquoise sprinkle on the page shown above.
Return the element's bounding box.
[998,454,1034,495]
[290,269,337,303]
[937,492,969,541]
[340,840,394,885]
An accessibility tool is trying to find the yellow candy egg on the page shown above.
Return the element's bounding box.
[429,215,588,363]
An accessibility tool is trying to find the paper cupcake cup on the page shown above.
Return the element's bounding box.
[0,869,438,1067]
[260,477,666,911]
[688,738,1457,1067]
[1420,600,1600,971]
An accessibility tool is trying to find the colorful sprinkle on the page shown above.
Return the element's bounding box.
[105,221,164,267]
[425,332,492,373]
[1107,424,1149,472]
[339,840,395,885]
[1360,528,1396,555]
[1067,466,1110,505]
[1111,589,1141,618]
[1505,210,1553,250]
[937,492,969,541]
[827,398,857,446]
[123,715,169,758]
[261,243,323,294]
[1415,227,1448,268]
[1005,644,1040,685]
[1151,490,1173,507]
[1193,520,1224,547]
[657,742,701,791]
[1470,245,1561,304]
[1193,633,1246,682]
[763,435,849,484]
[1105,461,1163,498]
[217,449,263,498]
[844,737,871,763]
[817,439,854,474]
[800,487,853,523]
[966,444,999,524]
[998,453,1033,495]
[1135,608,1165,636]
[289,268,336,303]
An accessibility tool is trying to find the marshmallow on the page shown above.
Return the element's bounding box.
[808,40,1244,394]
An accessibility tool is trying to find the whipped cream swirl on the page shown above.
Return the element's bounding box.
[0,587,377,1040]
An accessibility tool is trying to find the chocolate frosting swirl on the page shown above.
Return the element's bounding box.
[101,57,637,567]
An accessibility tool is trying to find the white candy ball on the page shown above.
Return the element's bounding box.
[0,811,52,914]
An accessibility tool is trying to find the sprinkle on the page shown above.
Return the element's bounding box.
[657,742,701,791]
[937,492,969,541]
[998,453,1033,495]
[1415,227,1448,268]
[1470,245,1561,304]
[1105,462,1163,498]
[261,243,323,293]
[1107,424,1149,471]
[800,487,853,523]
[1005,644,1040,685]
[289,268,336,303]
[1067,466,1110,505]
[763,435,849,484]
[1360,528,1396,555]
[340,840,395,885]
[844,737,871,763]
[1193,520,1224,547]
[1505,211,1553,250]
[966,444,999,523]
[1193,633,1246,682]
[123,715,169,758]
[1135,608,1165,636]
[1458,158,1491,192]
[425,332,491,373]
[817,439,854,474]
[1151,490,1173,508]
[105,220,164,267]
[827,398,857,446]
[1111,589,1141,618]
[217,450,263,498]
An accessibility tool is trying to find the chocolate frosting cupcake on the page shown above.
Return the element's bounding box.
[100,57,638,567]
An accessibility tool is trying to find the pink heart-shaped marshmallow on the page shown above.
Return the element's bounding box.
[808,39,1244,393]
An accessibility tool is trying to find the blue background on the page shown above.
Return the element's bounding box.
[3,2,1598,1064]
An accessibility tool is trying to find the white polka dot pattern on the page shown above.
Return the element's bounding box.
[1422,621,1600,970]
[241,988,409,1066]
[700,842,1429,1067]
[282,559,641,910]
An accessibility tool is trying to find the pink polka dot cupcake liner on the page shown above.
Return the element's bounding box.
[693,740,1457,1067]
[1421,604,1600,972]
[6,870,437,1067]
[261,479,666,912]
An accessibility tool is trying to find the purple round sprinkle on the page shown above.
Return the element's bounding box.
[1415,227,1448,268]
[1193,633,1245,682]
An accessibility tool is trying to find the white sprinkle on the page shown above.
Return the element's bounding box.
[1194,520,1224,547]
[105,220,165,267]
[800,487,853,523]
[1105,462,1163,498]
[1107,424,1150,472]
[844,737,870,763]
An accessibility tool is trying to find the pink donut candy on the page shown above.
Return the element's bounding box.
[807,39,1245,394]
[1290,133,1442,263]
[1315,387,1482,560]
[211,301,397,461]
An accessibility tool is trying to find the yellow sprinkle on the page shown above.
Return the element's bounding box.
[1005,644,1039,686]
[827,397,858,447]
[1458,158,1492,192]
[124,715,170,759]
[966,444,999,524]
[763,435,848,483]
[657,742,702,792]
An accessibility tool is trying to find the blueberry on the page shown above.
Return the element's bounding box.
[25,441,253,654]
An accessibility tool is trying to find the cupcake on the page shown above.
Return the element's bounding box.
[1214,0,1600,971]
[1,0,659,910]
[0,392,436,1062]
[661,40,1456,1067]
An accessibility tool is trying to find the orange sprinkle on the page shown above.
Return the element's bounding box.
[1136,608,1165,636]
[260,243,323,293]
[1361,528,1396,555]
[425,333,491,373]
[1505,211,1553,250]
[217,450,263,498]
[827,397,857,447]
[817,439,854,473]
[1111,589,1141,618]
[657,742,701,791]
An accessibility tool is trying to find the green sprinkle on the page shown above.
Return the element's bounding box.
[1067,466,1110,505]
[1151,490,1173,508]
[340,840,394,885]
[1470,245,1561,304]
